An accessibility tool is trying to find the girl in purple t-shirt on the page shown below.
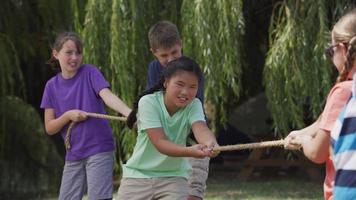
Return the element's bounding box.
[40,32,131,200]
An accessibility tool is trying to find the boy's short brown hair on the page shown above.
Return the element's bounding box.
[148,20,181,51]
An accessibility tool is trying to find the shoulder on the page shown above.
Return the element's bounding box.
[148,60,162,69]
[79,64,106,79]
[46,75,57,84]
[139,92,160,106]
[80,64,101,73]
[328,81,353,99]
[334,80,353,90]
[44,74,59,88]
[187,98,203,110]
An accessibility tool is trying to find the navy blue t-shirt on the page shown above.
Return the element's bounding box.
[145,59,205,104]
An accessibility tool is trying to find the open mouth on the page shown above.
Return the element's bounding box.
[177,96,189,104]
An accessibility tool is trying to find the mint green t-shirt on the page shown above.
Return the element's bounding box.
[122,91,205,178]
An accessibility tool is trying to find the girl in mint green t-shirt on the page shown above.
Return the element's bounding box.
[118,56,219,200]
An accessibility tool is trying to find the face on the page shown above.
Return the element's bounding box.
[163,71,199,115]
[53,40,83,78]
[152,43,182,66]
[329,36,347,73]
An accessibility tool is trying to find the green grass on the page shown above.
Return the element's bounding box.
[204,164,323,200]
[41,164,324,200]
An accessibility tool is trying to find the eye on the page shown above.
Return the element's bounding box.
[65,51,82,56]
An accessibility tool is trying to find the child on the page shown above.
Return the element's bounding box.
[118,56,219,200]
[146,20,208,200]
[40,31,131,200]
[284,8,356,200]
[331,73,356,200]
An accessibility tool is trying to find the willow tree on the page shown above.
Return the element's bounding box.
[0,0,73,196]
[181,0,245,130]
[264,0,352,136]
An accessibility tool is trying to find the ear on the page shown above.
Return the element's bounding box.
[150,47,155,54]
[52,49,59,59]
[341,43,348,58]
[163,80,168,89]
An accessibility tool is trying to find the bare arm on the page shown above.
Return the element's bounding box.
[300,129,330,164]
[146,127,207,158]
[191,121,217,147]
[99,88,132,117]
[191,121,219,157]
[284,117,320,149]
[44,108,87,135]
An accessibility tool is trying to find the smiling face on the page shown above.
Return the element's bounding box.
[53,39,83,79]
[163,70,199,115]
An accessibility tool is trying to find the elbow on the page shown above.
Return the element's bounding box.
[45,126,57,135]
[304,151,327,164]
[309,156,326,164]
[155,147,177,157]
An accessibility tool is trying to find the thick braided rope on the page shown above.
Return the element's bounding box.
[65,112,285,152]
[65,112,126,150]
[213,139,285,152]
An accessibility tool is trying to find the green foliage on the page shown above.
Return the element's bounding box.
[181,0,245,129]
[264,0,335,135]
[0,33,25,98]
[0,96,62,196]
[0,0,74,196]
[81,0,112,69]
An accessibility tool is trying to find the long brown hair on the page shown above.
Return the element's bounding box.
[46,32,83,69]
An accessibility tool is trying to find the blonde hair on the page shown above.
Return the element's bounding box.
[332,8,356,82]
[148,20,181,51]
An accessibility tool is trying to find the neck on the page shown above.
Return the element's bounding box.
[61,71,77,79]
[163,96,178,116]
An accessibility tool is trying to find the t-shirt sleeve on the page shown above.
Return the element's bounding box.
[137,96,162,130]
[89,66,110,95]
[40,82,53,109]
[319,85,352,132]
[189,99,206,125]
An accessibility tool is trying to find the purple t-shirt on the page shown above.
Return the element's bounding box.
[40,64,114,161]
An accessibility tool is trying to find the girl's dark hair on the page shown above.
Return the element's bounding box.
[127,56,202,128]
[46,31,83,69]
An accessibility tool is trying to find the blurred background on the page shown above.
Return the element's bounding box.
[0,0,355,199]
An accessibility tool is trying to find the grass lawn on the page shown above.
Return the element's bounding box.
[40,162,325,200]
[204,164,324,200]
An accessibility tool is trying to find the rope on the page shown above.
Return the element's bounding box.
[65,112,127,150]
[64,112,285,152]
[212,139,285,152]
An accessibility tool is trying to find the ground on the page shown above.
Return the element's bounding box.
[204,163,323,200]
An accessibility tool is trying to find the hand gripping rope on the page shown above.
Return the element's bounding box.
[64,113,285,151]
[65,113,126,150]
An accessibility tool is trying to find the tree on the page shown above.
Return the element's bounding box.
[264,0,353,136]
